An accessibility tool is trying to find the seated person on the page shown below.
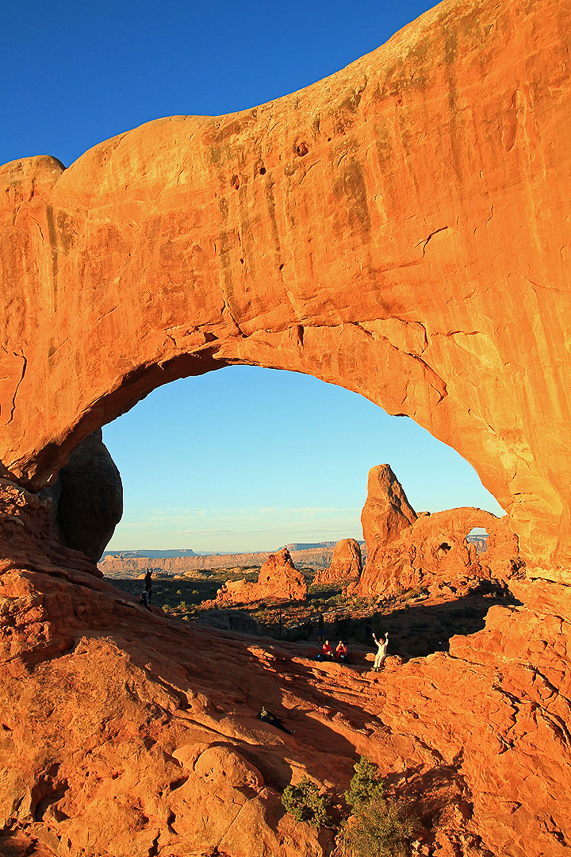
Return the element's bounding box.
[335,640,349,662]
[322,640,334,660]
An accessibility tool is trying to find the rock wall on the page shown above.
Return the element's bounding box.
[0,0,570,569]
[356,505,521,597]
[1,0,571,853]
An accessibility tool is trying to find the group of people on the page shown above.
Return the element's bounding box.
[319,639,350,663]
[318,631,389,670]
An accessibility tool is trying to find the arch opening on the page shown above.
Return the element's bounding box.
[467,527,489,554]
[98,364,517,657]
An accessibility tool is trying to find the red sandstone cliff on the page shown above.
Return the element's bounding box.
[313,538,362,586]
[1,0,571,853]
[357,465,521,596]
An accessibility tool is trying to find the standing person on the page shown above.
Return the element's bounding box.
[318,612,324,642]
[372,632,389,671]
[144,569,153,604]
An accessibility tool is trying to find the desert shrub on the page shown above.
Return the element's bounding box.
[339,757,420,856]
[338,794,420,857]
[345,756,385,811]
[282,777,331,827]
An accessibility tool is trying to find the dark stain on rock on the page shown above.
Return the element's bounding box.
[57,211,74,254]
[334,158,371,236]
[45,205,59,302]
[338,91,362,114]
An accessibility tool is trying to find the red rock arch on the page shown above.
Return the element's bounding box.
[1,0,570,569]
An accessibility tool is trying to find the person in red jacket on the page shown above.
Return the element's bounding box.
[322,640,334,660]
[335,640,349,663]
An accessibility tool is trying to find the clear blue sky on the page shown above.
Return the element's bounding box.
[2,0,505,552]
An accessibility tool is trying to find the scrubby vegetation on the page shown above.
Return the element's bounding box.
[338,795,420,857]
[281,757,420,854]
[339,756,420,857]
[281,777,331,827]
[345,756,385,810]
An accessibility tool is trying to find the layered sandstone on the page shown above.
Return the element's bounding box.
[1,0,571,854]
[356,505,521,597]
[214,547,308,605]
[361,465,417,552]
[0,482,570,857]
[357,464,520,596]
[0,0,570,568]
[313,538,362,586]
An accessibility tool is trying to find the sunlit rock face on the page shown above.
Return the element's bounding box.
[1,480,570,857]
[361,464,417,551]
[313,538,362,585]
[215,547,308,605]
[0,0,570,570]
[357,464,521,596]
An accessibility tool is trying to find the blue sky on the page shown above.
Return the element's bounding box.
[3,0,505,551]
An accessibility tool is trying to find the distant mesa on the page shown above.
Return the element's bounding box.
[99,545,335,578]
[103,548,199,559]
[285,541,336,551]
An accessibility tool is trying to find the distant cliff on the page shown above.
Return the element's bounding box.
[99,546,335,577]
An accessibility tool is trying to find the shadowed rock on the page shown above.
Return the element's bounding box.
[40,430,123,562]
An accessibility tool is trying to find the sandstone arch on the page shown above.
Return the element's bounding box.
[1,0,570,571]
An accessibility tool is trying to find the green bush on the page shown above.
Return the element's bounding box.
[338,795,419,857]
[339,757,420,856]
[345,756,385,811]
[282,777,331,827]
